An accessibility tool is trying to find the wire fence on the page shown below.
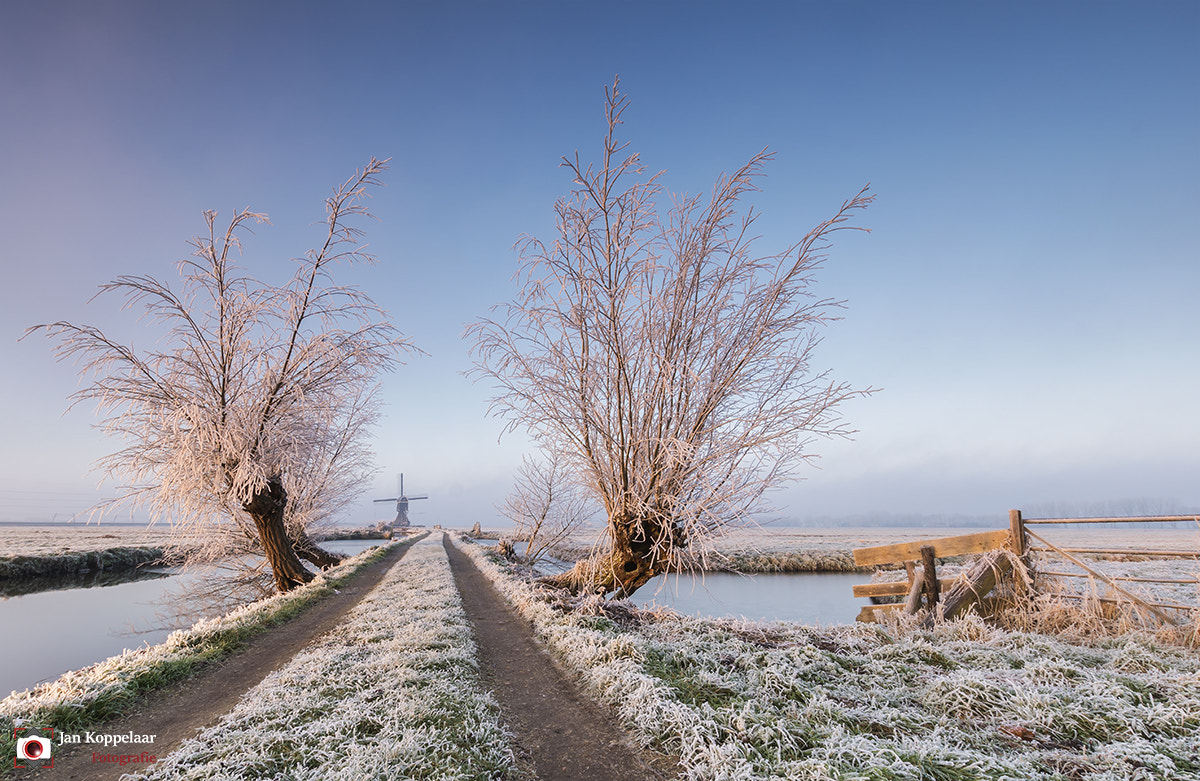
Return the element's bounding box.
[1012,510,1200,625]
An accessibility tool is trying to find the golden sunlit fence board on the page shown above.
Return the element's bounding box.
[1027,547,1198,559]
[1023,515,1200,525]
[851,529,1018,623]
[852,529,1012,567]
[852,578,958,599]
[1038,571,1199,585]
[856,603,903,622]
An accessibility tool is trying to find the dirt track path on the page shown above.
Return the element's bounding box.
[31,535,677,780]
[443,535,677,781]
[33,541,413,780]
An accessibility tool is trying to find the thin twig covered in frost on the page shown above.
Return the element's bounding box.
[498,451,598,566]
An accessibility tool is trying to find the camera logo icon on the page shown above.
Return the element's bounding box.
[13,728,54,769]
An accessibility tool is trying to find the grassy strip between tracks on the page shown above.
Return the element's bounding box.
[122,535,517,781]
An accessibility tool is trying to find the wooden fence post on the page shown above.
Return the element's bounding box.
[903,573,925,614]
[1008,509,1026,557]
[924,551,1014,627]
[921,545,939,606]
[1008,508,1036,600]
[903,546,941,616]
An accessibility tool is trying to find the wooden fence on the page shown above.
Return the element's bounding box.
[852,510,1200,625]
[1012,509,1199,625]
[851,528,1017,624]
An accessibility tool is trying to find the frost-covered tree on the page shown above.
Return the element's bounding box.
[28,159,412,592]
[469,81,873,598]
[499,451,597,567]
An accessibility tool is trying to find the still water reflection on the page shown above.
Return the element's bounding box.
[483,540,871,626]
[0,539,383,698]
[630,570,871,625]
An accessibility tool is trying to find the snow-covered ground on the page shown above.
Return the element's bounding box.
[457,536,1200,781]
[0,544,396,767]
[123,535,517,781]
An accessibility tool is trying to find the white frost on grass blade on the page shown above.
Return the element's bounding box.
[125,535,517,781]
[1,542,397,742]
[455,536,1200,781]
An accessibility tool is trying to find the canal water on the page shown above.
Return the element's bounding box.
[630,570,871,625]
[2,540,872,699]
[0,539,383,699]
[493,540,872,625]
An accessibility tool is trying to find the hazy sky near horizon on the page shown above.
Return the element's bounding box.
[2,1,1197,531]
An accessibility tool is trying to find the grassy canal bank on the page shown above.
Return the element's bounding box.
[458,536,1200,781]
[0,541,404,777]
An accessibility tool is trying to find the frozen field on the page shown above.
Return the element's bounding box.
[552,524,1200,558]
[7,522,1195,560]
[0,523,180,557]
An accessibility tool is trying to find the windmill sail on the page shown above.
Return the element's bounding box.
[372,473,428,529]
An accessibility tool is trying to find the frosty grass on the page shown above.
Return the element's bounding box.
[456,537,1200,781]
[123,535,517,781]
[1,541,397,766]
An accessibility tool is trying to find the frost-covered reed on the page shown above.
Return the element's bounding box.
[123,535,517,781]
[0,542,397,766]
[547,526,996,574]
[0,545,166,579]
[456,536,1200,781]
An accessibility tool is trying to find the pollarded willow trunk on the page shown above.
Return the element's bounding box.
[243,476,314,592]
[541,514,680,598]
[292,529,346,570]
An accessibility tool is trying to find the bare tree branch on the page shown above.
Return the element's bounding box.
[25,158,415,592]
[499,451,599,567]
[468,79,875,597]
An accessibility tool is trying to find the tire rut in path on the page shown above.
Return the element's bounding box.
[444,535,677,781]
[36,540,414,781]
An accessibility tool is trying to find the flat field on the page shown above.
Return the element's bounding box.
[0,524,192,558]
[552,524,1200,556]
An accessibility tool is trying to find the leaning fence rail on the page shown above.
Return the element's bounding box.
[851,529,1017,624]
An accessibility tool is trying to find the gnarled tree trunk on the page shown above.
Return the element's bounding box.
[541,514,680,598]
[292,528,346,570]
[243,476,314,592]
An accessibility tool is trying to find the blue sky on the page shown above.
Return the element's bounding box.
[2,1,1197,530]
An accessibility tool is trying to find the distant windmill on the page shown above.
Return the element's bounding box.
[373,473,428,531]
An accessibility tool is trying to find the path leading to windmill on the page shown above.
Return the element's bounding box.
[35,542,414,780]
[32,535,676,780]
[443,534,678,781]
